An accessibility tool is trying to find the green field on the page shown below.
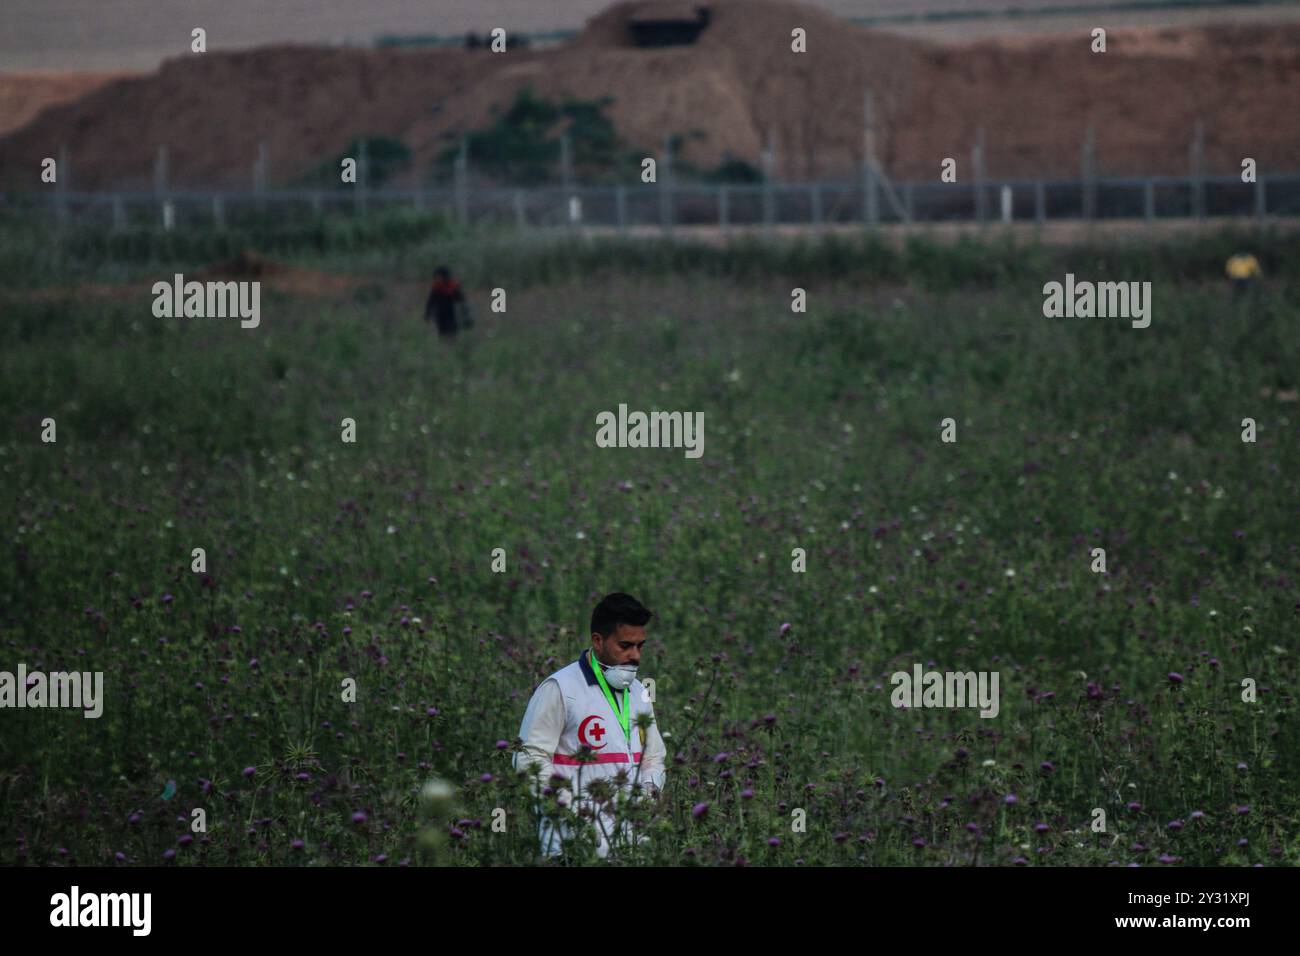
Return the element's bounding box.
[1,217,1297,866]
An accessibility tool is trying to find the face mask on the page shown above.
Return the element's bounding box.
[600,662,638,691]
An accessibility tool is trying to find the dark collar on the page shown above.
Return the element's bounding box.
[577,649,599,686]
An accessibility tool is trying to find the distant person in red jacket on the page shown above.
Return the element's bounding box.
[424,266,470,337]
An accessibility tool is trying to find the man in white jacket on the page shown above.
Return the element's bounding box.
[514,593,668,860]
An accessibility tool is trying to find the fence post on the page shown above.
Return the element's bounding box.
[1143,179,1155,221]
[454,139,468,226]
[1034,180,1046,223]
[561,131,576,231]
[212,195,225,230]
[312,192,323,218]
[616,184,627,232]
[515,190,527,231]
[1255,174,1266,222]
[903,181,914,223]
[55,145,69,226]
[972,126,986,224]
[810,183,822,226]
[718,185,729,233]
[254,140,267,213]
[154,144,169,226]
[1081,125,1096,220]
[660,135,674,235]
[862,90,878,226]
[762,130,775,232]
[112,195,127,232]
[357,138,369,214]
[1190,120,1205,219]
[1000,184,1012,223]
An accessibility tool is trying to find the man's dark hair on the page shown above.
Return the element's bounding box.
[591,593,652,637]
[434,265,451,280]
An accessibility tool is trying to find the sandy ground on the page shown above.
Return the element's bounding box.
[6,0,1299,69]
[4,0,1300,191]
[0,71,138,136]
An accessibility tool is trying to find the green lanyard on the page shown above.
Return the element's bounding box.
[591,650,630,743]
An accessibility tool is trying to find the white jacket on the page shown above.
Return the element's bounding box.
[514,650,667,858]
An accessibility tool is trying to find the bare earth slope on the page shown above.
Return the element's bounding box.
[2,0,1298,190]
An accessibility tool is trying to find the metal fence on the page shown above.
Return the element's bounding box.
[22,172,1300,232]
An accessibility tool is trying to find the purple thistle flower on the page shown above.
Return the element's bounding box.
[1236,805,1250,815]
[291,839,305,851]
[115,852,125,863]
[479,773,493,783]
[1034,822,1049,833]
[740,788,754,799]
[351,811,367,825]
[495,740,509,750]
[1190,810,1205,820]
[162,849,176,861]
[1127,801,1142,812]
[1003,793,1018,805]
[779,622,792,637]
[1012,856,1028,866]
[128,812,142,825]
[295,772,310,782]
[767,837,781,847]
[242,766,256,779]
[1168,819,1184,831]
[1040,760,1055,772]
[691,802,709,820]
[178,834,194,847]
[965,822,980,833]
[1167,672,1183,684]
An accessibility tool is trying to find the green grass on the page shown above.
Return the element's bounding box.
[0,223,1296,866]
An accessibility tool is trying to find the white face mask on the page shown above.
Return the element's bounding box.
[599,662,638,691]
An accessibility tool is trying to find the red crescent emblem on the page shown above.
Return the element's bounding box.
[577,715,608,749]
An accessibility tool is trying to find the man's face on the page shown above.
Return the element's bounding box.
[592,623,647,668]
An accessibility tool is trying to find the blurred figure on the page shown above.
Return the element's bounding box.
[424,266,468,337]
[1225,252,1262,297]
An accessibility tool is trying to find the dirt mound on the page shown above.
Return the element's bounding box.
[0,71,135,137]
[1,0,1299,190]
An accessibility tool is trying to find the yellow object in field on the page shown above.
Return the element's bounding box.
[1226,253,1262,280]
